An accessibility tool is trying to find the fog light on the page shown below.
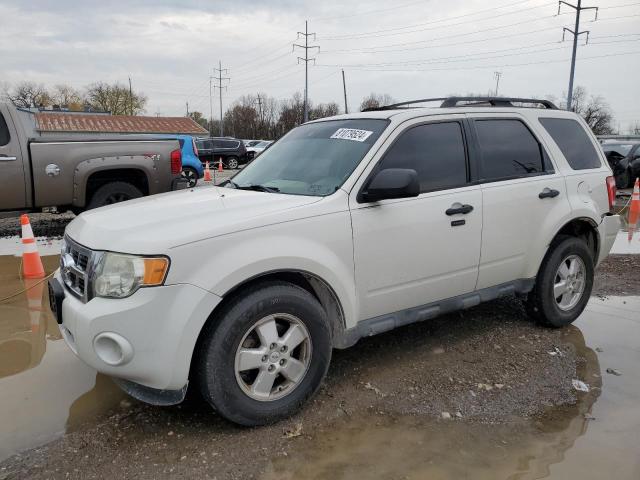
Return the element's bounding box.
[93,332,134,366]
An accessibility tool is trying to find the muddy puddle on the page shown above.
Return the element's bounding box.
[0,254,125,462]
[263,296,640,480]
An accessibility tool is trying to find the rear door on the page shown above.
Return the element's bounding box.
[350,117,483,320]
[467,114,570,289]
[0,107,27,210]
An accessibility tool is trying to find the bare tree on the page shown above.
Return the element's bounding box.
[188,111,208,129]
[630,121,640,135]
[51,84,85,110]
[85,82,147,115]
[558,86,615,135]
[310,102,340,120]
[4,81,52,108]
[359,93,395,111]
[277,92,306,136]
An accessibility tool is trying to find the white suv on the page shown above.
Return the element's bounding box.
[48,97,620,425]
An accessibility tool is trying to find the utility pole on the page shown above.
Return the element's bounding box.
[209,76,214,136]
[128,77,133,115]
[293,21,320,123]
[493,71,502,97]
[342,69,349,114]
[559,0,598,111]
[213,61,230,136]
[186,101,189,116]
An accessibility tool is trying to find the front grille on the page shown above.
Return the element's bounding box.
[61,236,94,302]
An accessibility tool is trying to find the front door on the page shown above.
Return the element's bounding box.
[350,118,483,321]
[0,107,26,210]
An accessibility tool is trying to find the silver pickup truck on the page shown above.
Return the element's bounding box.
[0,102,186,212]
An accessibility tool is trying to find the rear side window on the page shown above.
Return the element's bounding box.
[474,119,546,181]
[221,140,239,149]
[0,113,10,146]
[539,117,601,170]
[379,121,467,193]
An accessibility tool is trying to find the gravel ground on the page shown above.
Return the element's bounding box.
[0,255,636,480]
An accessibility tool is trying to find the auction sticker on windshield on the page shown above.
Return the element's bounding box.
[330,128,374,142]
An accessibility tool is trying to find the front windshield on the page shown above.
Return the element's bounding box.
[228,119,388,196]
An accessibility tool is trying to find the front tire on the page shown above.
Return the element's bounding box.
[196,282,332,426]
[526,236,594,327]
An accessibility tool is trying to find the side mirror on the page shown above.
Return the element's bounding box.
[360,168,420,202]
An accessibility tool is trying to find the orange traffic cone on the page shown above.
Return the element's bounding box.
[21,214,45,279]
[628,178,639,242]
[218,157,223,172]
[203,161,212,182]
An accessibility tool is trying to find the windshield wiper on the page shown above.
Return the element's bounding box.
[235,184,280,193]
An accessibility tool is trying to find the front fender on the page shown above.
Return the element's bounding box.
[166,212,358,329]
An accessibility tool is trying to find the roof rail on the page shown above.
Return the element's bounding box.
[363,96,558,111]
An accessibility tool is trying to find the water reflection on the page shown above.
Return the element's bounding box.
[0,254,124,462]
[263,326,602,480]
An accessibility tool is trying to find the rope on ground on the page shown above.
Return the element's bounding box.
[0,272,55,304]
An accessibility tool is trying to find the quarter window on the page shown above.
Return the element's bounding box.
[378,122,468,193]
[539,117,601,170]
[0,113,10,146]
[474,119,546,181]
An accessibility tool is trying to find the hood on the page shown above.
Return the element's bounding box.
[65,187,322,253]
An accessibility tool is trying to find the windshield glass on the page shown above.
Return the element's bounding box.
[228,119,389,196]
[602,144,634,156]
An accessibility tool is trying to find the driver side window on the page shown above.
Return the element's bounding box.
[379,121,468,193]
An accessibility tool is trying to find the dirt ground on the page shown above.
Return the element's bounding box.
[1,254,637,480]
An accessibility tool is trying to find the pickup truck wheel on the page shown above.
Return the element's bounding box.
[181,167,198,188]
[197,282,331,426]
[87,182,143,209]
[227,157,239,169]
[525,236,594,328]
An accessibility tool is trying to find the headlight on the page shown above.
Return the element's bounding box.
[92,252,169,299]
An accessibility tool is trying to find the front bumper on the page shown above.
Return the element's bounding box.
[597,214,621,265]
[52,270,221,393]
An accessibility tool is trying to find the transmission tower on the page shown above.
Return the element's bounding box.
[559,0,598,111]
[293,21,320,123]
[213,61,230,136]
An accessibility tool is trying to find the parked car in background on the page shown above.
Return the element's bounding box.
[243,140,261,147]
[601,141,640,188]
[0,102,186,212]
[50,96,619,426]
[195,137,247,169]
[153,134,203,188]
[246,140,273,159]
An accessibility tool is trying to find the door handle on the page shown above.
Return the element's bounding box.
[445,203,474,215]
[0,155,17,161]
[539,188,560,199]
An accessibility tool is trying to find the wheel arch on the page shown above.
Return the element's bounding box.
[537,217,600,276]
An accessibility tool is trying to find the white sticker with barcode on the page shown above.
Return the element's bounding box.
[330,128,373,142]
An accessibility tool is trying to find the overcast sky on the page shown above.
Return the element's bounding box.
[1,0,638,131]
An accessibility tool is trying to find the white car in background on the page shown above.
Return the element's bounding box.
[247,140,273,158]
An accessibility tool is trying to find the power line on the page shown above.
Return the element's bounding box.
[293,20,320,122]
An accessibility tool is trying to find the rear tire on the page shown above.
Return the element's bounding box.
[196,282,332,426]
[181,167,198,188]
[227,157,239,169]
[526,236,594,328]
[86,182,143,209]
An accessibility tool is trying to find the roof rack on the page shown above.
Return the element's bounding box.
[363,96,558,111]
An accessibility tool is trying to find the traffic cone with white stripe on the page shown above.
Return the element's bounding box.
[628,178,640,242]
[218,157,223,172]
[203,161,212,182]
[21,214,45,279]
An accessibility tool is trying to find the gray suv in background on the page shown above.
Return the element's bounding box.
[195,137,248,169]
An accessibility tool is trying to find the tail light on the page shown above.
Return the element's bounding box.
[606,176,616,212]
[192,138,199,157]
[170,149,182,175]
